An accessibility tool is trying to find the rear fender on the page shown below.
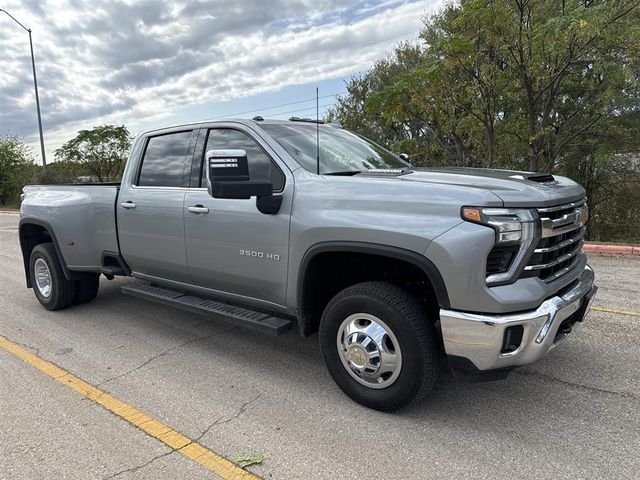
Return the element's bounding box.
[19,218,84,288]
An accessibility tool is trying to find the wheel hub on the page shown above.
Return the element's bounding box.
[34,257,52,299]
[337,313,402,389]
[345,342,374,370]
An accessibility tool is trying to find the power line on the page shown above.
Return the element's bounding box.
[207,28,425,120]
[212,92,347,119]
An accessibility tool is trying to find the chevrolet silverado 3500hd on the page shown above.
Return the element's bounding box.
[19,117,597,410]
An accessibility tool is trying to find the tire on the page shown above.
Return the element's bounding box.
[74,273,100,305]
[319,281,440,411]
[29,243,76,311]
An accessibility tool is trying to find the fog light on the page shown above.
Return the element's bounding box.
[501,325,524,354]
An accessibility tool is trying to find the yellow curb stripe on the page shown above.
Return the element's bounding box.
[592,306,640,317]
[0,335,260,480]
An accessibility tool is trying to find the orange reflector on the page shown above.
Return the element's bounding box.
[462,207,482,222]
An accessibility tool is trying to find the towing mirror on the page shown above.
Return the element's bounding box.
[206,149,272,199]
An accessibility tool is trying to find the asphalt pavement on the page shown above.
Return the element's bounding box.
[1,212,639,479]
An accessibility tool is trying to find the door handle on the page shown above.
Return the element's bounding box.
[120,201,136,209]
[187,205,209,214]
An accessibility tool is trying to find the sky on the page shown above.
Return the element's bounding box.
[0,0,444,164]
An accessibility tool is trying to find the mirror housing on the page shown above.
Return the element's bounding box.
[399,153,410,162]
[206,149,272,199]
[205,149,283,214]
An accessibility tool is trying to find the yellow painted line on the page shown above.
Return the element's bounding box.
[592,306,640,317]
[0,335,260,480]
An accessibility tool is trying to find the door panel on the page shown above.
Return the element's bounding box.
[117,130,195,283]
[184,190,291,306]
[118,188,190,282]
[184,127,291,307]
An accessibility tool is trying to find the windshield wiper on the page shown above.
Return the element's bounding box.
[323,171,363,176]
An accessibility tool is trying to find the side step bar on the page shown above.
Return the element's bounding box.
[121,282,292,336]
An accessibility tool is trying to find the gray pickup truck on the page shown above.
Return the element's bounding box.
[19,117,597,410]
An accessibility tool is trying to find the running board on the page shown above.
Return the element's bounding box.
[121,282,292,336]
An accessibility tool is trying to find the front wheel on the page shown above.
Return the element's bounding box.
[319,281,440,411]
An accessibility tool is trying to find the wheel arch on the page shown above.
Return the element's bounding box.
[19,218,76,288]
[296,242,450,337]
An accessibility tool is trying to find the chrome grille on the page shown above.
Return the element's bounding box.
[524,198,588,282]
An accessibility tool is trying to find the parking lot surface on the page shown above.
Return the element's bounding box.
[1,212,639,479]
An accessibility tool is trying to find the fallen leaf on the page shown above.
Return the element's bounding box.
[116,344,125,349]
[234,453,265,468]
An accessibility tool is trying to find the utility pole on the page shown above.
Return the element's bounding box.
[1,9,47,167]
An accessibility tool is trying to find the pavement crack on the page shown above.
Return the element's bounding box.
[102,449,174,480]
[97,326,237,388]
[193,395,261,444]
[100,395,262,479]
[516,369,638,401]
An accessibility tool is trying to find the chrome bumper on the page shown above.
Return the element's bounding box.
[440,265,596,371]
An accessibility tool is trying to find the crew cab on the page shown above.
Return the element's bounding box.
[19,118,597,410]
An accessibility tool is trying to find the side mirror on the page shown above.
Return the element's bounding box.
[399,153,410,162]
[206,149,272,199]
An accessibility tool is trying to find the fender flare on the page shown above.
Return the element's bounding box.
[19,217,81,288]
[296,241,450,333]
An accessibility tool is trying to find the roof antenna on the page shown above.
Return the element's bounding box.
[316,86,320,175]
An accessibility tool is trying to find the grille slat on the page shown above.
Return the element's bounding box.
[537,198,586,214]
[534,227,586,254]
[525,240,583,271]
[526,198,588,283]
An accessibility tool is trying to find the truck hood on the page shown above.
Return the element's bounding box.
[397,167,585,207]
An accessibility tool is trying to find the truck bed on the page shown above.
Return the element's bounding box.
[20,184,121,272]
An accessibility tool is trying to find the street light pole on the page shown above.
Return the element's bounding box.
[0,8,47,168]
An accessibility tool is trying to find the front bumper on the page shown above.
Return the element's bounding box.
[440,265,596,371]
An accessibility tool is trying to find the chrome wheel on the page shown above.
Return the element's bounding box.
[34,257,52,298]
[336,313,402,389]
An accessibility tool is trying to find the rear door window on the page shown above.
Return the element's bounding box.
[138,131,193,187]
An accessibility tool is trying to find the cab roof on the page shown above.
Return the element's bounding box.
[139,117,336,137]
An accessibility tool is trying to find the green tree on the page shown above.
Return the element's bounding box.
[330,0,640,242]
[54,125,132,182]
[0,135,37,207]
[30,159,88,185]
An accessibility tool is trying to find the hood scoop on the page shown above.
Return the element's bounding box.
[361,168,413,177]
[509,173,557,184]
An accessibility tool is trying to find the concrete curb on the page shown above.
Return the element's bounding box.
[583,243,640,256]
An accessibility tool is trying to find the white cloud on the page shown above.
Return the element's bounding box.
[0,0,444,162]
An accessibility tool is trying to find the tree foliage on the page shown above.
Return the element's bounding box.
[0,135,37,207]
[54,125,132,182]
[329,0,640,242]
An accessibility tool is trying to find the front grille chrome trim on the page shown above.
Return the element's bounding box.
[521,197,588,283]
[542,254,584,283]
[534,227,586,254]
[537,198,586,213]
[525,241,583,271]
[540,215,586,238]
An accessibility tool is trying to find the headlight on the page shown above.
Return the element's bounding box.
[461,207,537,244]
[462,207,539,286]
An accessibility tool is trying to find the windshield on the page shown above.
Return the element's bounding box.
[260,123,407,174]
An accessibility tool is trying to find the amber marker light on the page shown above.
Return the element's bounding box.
[462,207,482,222]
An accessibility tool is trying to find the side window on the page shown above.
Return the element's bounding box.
[138,131,193,187]
[205,129,284,191]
